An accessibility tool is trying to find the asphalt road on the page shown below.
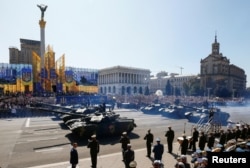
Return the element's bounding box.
[1,106,250,168]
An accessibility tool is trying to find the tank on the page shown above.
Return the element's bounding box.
[67,112,136,137]
[29,102,137,137]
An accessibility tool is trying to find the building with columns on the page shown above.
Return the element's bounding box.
[98,66,150,95]
[200,35,246,97]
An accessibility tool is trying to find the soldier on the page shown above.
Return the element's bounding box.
[219,129,226,146]
[241,124,247,140]
[226,129,233,141]
[198,131,206,150]
[124,144,135,168]
[70,142,78,168]
[152,138,164,161]
[165,126,175,153]
[87,134,100,168]
[208,108,214,121]
[191,127,199,152]
[207,132,215,149]
[181,134,188,155]
[144,129,154,157]
[235,125,241,140]
[120,132,130,161]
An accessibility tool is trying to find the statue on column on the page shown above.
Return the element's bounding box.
[37,4,48,20]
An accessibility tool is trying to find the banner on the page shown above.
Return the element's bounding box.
[21,67,32,84]
[50,68,56,79]
[65,70,74,85]
[56,83,63,92]
[40,68,48,79]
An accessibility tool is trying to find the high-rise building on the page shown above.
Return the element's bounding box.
[9,47,20,64]
[9,39,40,64]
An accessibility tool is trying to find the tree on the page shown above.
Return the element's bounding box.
[156,71,168,78]
[80,76,88,85]
[183,78,202,96]
[144,86,150,95]
[165,80,172,95]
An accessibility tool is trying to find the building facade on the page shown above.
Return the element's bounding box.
[149,73,198,96]
[9,39,40,64]
[200,36,246,97]
[98,66,150,95]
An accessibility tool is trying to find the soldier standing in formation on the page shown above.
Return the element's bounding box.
[181,134,188,155]
[120,132,130,160]
[152,138,164,161]
[191,127,199,152]
[87,134,100,168]
[124,144,135,168]
[165,126,175,153]
[198,131,206,150]
[70,142,78,168]
[144,129,154,157]
[219,129,226,146]
[207,132,215,149]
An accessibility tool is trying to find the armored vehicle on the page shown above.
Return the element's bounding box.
[30,102,136,137]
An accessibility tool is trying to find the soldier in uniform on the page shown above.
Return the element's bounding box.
[181,134,188,155]
[144,129,154,157]
[191,127,199,152]
[207,132,215,149]
[120,132,130,160]
[241,124,247,140]
[235,125,241,140]
[165,126,175,153]
[198,131,206,150]
[219,129,226,146]
[226,128,233,141]
[87,134,100,168]
[152,138,164,161]
[70,142,78,168]
[124,144,135,168]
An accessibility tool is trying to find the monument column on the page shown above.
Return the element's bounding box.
[39,20,46,68]
[37,4,48,92]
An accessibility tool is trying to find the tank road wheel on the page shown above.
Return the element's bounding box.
[108,124,115,134]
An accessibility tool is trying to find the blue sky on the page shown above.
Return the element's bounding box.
[1,0,250,86]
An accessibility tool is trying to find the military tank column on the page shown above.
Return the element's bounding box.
[29,101,137,138]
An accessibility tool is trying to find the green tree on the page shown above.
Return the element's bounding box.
[165,80,172,95]
[80,76,88,85]
[144,86,150,95]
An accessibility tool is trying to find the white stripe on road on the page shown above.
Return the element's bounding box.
[16,137,59,144]
[25,118,30,127]
[35,147,63,153]
[29,124,60,128]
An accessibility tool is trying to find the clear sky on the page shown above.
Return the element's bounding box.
[1,0,250,86]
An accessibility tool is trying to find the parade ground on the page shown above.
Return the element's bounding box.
[1,106,250,168]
